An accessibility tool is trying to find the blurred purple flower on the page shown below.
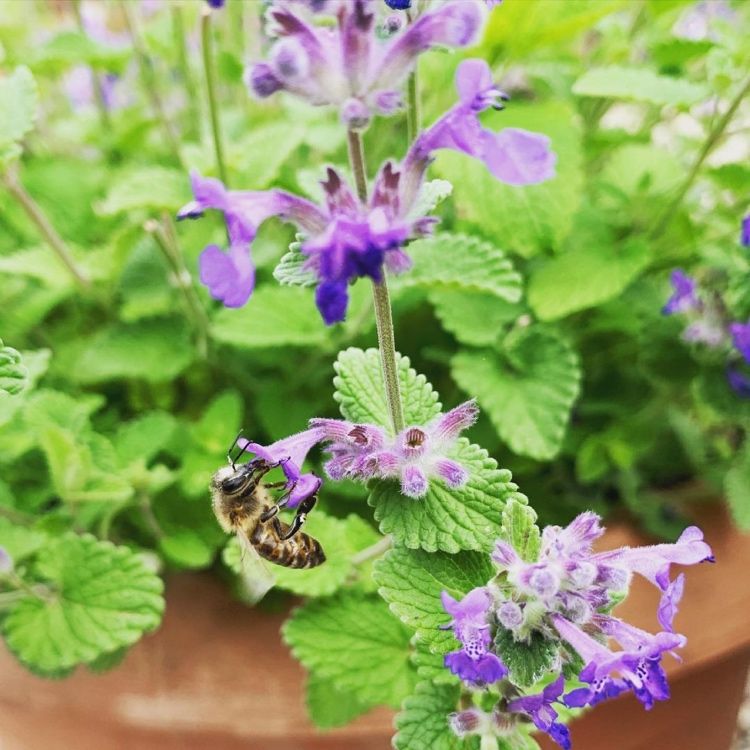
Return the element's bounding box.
[199,244,255,307]
[662,269,700,315]
[0,546,12,574]
[727,367,750,398]
[206,0,225,7]
[741,215,750,248]
[384,0,411,8]
[730,321,750,364]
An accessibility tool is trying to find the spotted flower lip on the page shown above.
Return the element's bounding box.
[246,0,487,124]
[310,399,478,497]
[237,426,326,508]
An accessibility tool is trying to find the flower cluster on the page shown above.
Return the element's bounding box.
[179,0,554,324]
[440,510,713,749]
[234,400,477,506]
[662,266,750,396]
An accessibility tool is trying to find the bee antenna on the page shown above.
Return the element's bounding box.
[227,429,245,469]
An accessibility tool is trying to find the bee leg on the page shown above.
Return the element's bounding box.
[264,480,288,489]
[280,494,318,540]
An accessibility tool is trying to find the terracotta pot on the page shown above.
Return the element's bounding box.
[0,506,748,750]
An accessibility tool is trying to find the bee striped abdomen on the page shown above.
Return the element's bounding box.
[250,519,326,570]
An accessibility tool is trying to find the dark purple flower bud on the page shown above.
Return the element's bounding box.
[742,214,750,248]
[448,708,488,738]
[662,269,700,315]
[315,280,350,325]
[384,0,411,9]
[730,321,750,364]
[340,98,371,131]
[206,0,225,7]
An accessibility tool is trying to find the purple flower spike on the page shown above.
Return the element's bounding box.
[741,214,750,248]
[508,675,571,750]
[730,321,750,364]
[238,426,327,508]
[404,59,555,192]
[662,269,700,315]
[199,244,255,307]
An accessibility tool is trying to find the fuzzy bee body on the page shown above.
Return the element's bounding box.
[211,461,326,570]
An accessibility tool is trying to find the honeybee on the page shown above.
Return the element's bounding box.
[211,454,326,570]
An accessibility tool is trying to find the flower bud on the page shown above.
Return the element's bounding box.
[245,63,282,98]
[496,600,523,630]
[271,39,310,81]
[448,708,489,738]
[340,98,371,131]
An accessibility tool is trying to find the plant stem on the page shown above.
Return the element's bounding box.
[201,6,228,186]
[171,5,200,140]
[346,128,405,434]
[351,534,393,566]
[72,0,111,132]
[3,170,90,288]
[145,216,210,359]
[120,0,182,165]
[406,68,420,144]
[653,74,750,237]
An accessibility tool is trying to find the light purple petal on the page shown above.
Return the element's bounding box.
[400,464,429,498]
[483,128,556,185]
[199,244,255,308]
[434,458,469,489]
[455,58,495,105]
[430,399,479,443]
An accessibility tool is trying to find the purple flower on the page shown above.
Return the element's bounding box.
[727,367,750,398]
[238,426,326,508]
[554,614,684,711]
[441,588,508,686]
[311,400,478,497]
[206,0,225,7]
[742,215,750,248]
[508,675,571,750]
[199,243,255,307]
[384,0,411,8]
[662,269,700,315]
[403,59,556,190]
[730,321,750,364]
[0,546,12,574]
[246,0,486,124]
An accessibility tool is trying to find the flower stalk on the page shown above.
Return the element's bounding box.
[347,128,405,435]
[171,5,200,140]
[201,6,229,186]
[2,169,90,288]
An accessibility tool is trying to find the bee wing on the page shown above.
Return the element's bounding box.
[236,531,277,604]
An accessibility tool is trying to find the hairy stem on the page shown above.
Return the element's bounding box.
[351,534,393,566]
[172,5,200,140]
[3,170,90,288]
[406,68,420,144]
[653,74,750,237]
[201,6,228,185]
[145,216,210,359]
[347,129,405,434]
[120,0,182,164]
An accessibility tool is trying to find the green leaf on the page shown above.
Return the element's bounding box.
[211,286,329,349]
[500,498,541,563]
[452,329,581,460]
[333,347,441,431]
[31,31,130,73]
[2,534,164,674]
[494,629,558,689]
[191,390,243,454]
[0,66,38,165]
[374,547,494,653]
[159,531,215,569]
[306,673,374,729]
[0,339,28,395]
[0,518,46,564]
[435,101,583,258]
[369,439,519,553]
[406,179,453,219]
[528,230,650,321]
[393,234,522,303]
[115,411,178,467]
[429,289,520,347]
[394,681,468,750]
[97,167,190,215]
[283,590,417,707]
[273,513,380,597]
[412,639,459,685]
[725,445,750,531]
[74,318,194,383]
[273,237,317,288]
[573,66,709,106]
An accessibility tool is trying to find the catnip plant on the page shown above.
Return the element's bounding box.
[174,2,714,747]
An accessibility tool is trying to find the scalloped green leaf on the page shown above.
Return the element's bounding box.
[494,629,558,689]
[2,534,164,675]
[394,682,469,750]
[0,518,46,564]
[573,66,709,106]
[282,590,417,707]
[306,673,375,729]
[374,547,494,653]
[0,66,38,165]
[97,167,190,215]
[0,340,28,395]
[452,328,581,460]
[500,497,541,563]
[369,439,520,553]
[393,234,522,303]
[273,240,317,288]
[333,347,441,432]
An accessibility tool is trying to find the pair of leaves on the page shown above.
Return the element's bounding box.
[334,348,523,552]
[1,534,164,676]
[452,328,582,461]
